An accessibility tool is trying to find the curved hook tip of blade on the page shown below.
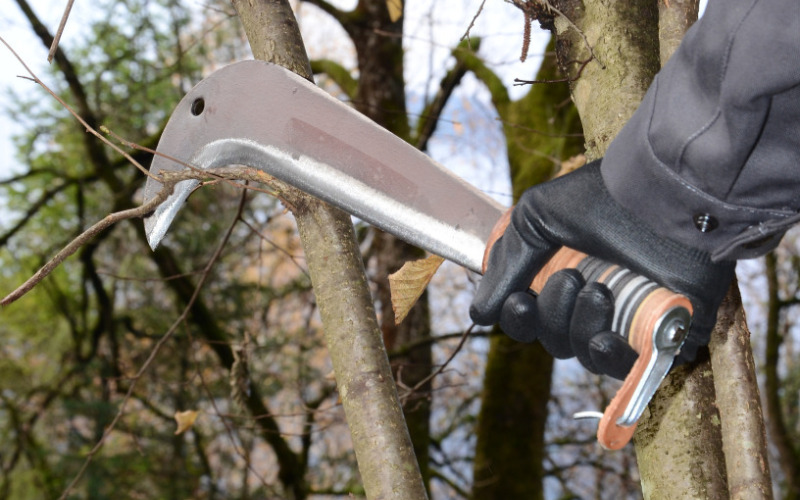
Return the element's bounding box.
[144,179,199,250]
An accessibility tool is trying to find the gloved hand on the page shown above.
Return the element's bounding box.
[469,160,736,380]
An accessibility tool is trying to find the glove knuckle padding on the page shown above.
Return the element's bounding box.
[471,208,558,326]
[588,332,639,381]
[471,159,735,375]
[499,292,540,343]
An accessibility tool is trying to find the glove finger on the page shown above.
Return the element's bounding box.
[499,291,540,343]
[569,282,615,374]
[470,211,558,326]
[535,268,584,359]
[588,332,639,381]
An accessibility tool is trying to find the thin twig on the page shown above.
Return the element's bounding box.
[460,0,486,47]
[239,217,309,277]
[188,191,272,491]
[48,0,76,63]
[509,0,604,70]
[1,187,170,306]
[513,56,593,85]
[399,324,476,404]
[103,127,296,208]
[0,36,153,178]
[539,0,604,69]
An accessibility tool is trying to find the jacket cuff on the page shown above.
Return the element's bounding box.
[601,81,794,261]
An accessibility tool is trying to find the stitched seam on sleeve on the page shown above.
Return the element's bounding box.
[674,0,760,168]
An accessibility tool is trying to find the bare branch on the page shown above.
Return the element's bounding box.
[460,0,486,45]
[0,35,152,179]
[513,56,593,86]
[48,0,76,63]
[0,181,75,247]
[398,324,475,405]
[299,0,349,27]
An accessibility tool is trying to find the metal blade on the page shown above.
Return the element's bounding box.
[143,60,504,273]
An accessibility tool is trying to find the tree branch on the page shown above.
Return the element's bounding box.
[709,280,773,498]
[299,0,350,27]
[763,253,800,496]
[58,185,247,500]
[13,0,122,191]
[310,58,358,99]
[0,180,75,247]
[415,40,479,152]
[231,1,428,497]
[451,44,510,109]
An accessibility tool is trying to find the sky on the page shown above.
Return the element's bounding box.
[1,0,83,178]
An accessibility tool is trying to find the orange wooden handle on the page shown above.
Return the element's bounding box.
[483,208,693,449]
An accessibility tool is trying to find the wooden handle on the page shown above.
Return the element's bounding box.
[484,208,693,449]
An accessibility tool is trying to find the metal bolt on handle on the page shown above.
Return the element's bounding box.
[617,306,690,426]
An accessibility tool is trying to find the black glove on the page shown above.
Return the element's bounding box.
[469,160,736,380]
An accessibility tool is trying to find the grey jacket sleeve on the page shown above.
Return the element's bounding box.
[601,0,800,261]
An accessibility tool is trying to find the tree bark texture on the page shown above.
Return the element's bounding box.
[657,0,698,65]
[231,1,428,498]
[551,0,660,159]
[634,359,728,499]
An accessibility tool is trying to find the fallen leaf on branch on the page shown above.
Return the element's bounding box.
[389,255,444,324]
[174,410,199,435]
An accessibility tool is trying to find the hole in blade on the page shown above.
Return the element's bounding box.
[191,97,205,116]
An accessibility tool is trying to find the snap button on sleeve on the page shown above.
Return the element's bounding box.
[693,214,718,233]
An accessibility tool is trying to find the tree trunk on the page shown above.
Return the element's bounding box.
[552,0,660,160]
[709,280,773,499]
[231,1,428,498]
[472,335,552,500]
[342,2,433,487]
[466,40,584,499]
[634,357,729,499]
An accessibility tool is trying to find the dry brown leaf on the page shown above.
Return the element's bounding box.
[174,410,199,435]
[386,0,402,22]
[389,255,444,324]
